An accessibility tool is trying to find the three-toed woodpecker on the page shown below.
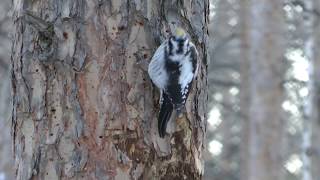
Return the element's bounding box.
[148,27,198,138]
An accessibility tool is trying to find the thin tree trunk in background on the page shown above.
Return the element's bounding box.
[0,0,13,179]
[0,72,12,179]
[311,0,320,178]
[208,0,241,178]
[238,1,250,179]
[239,0,286,180]
[302,1,314,180]
[11,0,208,179]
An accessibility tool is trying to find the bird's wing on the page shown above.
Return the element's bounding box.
[148,41,168,90]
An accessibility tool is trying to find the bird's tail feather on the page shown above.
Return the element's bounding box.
[158,94,173,138]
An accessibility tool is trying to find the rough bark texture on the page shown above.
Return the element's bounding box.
[239,1,286,180]
[11,0,208,180]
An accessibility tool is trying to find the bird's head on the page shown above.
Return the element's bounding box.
[173,27,187,40]
[169,27,189,55]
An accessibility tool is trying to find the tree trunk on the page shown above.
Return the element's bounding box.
[302,1,314,180]
[206,0,242,179]
[11,0,208,179]
[239,0,286,180]
[0,0,13,179]
[311,0,320,178]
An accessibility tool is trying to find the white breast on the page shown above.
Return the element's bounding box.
[179,57,194,92]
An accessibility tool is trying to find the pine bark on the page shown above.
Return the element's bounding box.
[11,0,208,179]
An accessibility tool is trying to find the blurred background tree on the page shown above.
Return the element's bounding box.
[205,0,320,180]
[0,0,13,179]
[1,0,320,179]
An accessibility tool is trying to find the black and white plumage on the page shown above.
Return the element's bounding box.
[148,28,198,138]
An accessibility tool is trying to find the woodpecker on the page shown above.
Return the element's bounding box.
[148,27,198,138]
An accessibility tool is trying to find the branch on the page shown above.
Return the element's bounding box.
[209,63,240,71]
[208,78,240,87]
[211,33,238,53]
